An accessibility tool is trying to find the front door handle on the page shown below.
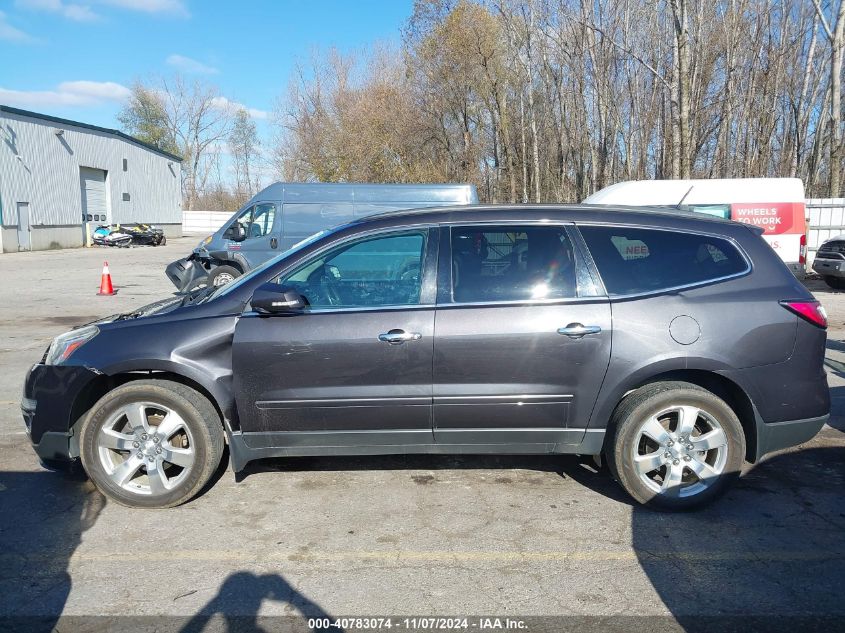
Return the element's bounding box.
[378,329,422,345]
[557,323,602,339]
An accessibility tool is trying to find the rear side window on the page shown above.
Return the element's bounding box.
[450,225,577,302]
[579,225,748,295]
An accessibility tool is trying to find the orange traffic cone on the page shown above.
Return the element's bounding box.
[97,261,116,296]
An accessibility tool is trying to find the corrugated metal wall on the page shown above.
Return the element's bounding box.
[0,110,181,228]
[807,198,845,267]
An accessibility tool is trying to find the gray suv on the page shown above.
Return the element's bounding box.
[23,205,829,510]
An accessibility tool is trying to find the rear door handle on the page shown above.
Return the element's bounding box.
[378,329,422,345]
[557,323,602,339]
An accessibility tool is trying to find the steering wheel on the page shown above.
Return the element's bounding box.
[306,264,343,306]
[398,262,420,282]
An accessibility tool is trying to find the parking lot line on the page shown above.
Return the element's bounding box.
[1,549,843,566]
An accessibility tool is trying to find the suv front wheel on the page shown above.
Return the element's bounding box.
[79,379,224,508]
[607,381,745,510]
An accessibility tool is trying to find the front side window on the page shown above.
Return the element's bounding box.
[450,225,577,302]
[231,203,277,240]
[579,225,748,295]
[278,231,427,309]
[248,203,276,238]
[231,205,253,236]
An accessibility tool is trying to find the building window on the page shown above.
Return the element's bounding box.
[122,158,128,172]
[122,193,130,202]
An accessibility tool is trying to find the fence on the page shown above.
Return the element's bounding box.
[806,198,845,267]
[182,210,232,235]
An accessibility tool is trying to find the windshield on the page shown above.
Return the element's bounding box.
[203,229,332,302]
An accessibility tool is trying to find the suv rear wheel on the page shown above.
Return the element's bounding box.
[607,381,745,510]
[79,379,224,508]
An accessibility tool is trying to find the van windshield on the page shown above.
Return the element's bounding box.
[203,229,331,302]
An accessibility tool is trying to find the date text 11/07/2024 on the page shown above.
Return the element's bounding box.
[308,617,528,630]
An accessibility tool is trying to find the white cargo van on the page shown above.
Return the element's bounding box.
[584,178,807,278]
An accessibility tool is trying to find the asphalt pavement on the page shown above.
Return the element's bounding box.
[0,241,843,632]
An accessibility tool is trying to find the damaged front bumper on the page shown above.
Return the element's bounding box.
[165,254,209,293]
[22,363,102,467]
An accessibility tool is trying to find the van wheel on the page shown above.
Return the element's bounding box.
[823,276,845,290]
[208,265,240,287]
[79,380,224,509]
[606,381,744,511]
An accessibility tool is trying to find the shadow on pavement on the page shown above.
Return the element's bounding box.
[825,338,845,354]
[180,571,343,633]
[630,446,845,631]
[0,470,105,630]
[241,451,602,481]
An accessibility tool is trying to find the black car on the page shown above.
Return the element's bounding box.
[22,205,830,510]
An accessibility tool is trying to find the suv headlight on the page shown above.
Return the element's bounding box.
[45,325,99,365]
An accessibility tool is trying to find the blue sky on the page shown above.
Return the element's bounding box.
[0,0,413,137]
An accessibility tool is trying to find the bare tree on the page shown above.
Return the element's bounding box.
[119,75,235,209]
[812,0,845,197]
[229,107,260,206]
[273,0,840,200]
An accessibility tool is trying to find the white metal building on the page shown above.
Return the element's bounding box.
[0,105,182,253]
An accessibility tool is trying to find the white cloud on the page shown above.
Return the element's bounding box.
[0,80,130,109]
[15,0,99,21]
[166,54,218,75]
[15,0,188,20]
[0,10,36,41]
[98,0,188,17]
[58,80,131,101]
[63,4,98,20]
[211,96,269,121]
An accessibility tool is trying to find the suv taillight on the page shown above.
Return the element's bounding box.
[799,233,807,265]
[780,300,827,329]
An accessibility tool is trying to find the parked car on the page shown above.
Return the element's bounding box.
[811,234,845,289]
[24,204,829,510]
[166,182,478,292]
[584,178,809,279]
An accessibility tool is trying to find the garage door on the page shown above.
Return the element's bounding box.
[80,167,108,223]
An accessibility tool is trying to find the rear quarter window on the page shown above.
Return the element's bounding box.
[578,225,748,295]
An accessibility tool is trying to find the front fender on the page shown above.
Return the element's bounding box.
[208,250,251,272]
[99,358,236,425]
[74,314,239,427]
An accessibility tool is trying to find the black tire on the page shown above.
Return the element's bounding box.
[159,235,167,246]
[207,265,241,288]
[79,379,224,509]
[823,276,845,290]
[606,381,745,511]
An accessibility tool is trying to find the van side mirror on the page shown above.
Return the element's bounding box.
[250,283,306,315]
[224,223,246,242]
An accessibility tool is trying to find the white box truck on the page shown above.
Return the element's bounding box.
[584,178,807,278]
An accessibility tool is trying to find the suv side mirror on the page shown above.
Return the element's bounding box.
[250,283,306,315]
[223,223,246,242]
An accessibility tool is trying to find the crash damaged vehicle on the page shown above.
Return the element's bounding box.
[26,205,828,510]
[166,182,478,292]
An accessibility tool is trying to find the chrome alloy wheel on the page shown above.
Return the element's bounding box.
[632,405,729,498]
[97,402,195,496]
[212,273,234,286]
